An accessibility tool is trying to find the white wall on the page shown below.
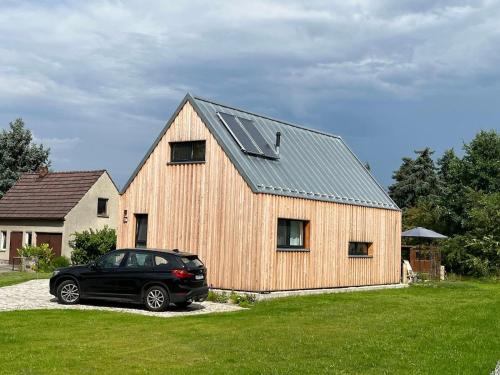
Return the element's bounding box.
[63,172,119,258]
[0,220,63,262]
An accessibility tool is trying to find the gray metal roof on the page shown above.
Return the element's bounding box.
[401,227,447,239]
[122,93,399,210]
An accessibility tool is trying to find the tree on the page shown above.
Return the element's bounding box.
[461,130,500,194]
[435,131,500,236]
[389,148,439,209]
[0,119,50,198]
[69,227,117,264]
[436,149,464,235]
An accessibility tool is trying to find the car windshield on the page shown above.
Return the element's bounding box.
[180,256,203,268]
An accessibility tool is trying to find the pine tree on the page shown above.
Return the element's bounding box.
[388,148,439,209]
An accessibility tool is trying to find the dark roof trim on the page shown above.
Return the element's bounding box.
[121,93,260,194]
[121,93,192,194]
[340,141,398,210]
[102,170,120,194]
[0,217,65,222]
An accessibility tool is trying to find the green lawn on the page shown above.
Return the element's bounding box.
[0,271,51,287]
[0,281,499,374]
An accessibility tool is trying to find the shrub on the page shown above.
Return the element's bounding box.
[229,292,257,306]
[70,226,116,264]
[51,256,70,269]
[207,291,229,303]
[18,243,55,272]
[207,291,257,306]
[442,234,499,277]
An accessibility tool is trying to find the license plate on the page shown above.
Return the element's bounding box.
[195,274,204,280]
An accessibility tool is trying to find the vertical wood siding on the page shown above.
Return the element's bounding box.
[118,102,401,291]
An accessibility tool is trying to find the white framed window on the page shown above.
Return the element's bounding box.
[24,232,33,246]
[0,231,7,250]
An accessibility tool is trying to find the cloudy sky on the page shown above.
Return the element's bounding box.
[1,0,499,189]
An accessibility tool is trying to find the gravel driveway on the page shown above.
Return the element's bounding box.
[0,279,242,318]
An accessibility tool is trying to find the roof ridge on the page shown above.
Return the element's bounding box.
[22,169,106,175]
[191,94,342,140]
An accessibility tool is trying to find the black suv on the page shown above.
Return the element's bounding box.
[49,249,208,311]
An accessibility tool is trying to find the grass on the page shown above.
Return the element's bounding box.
[0,271,51,287]
[0,280,499,374]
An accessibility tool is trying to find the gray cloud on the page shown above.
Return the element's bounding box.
[1,0,499,187]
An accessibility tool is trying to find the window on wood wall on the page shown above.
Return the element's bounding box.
[170,141,206,163]
[277,219,310,250]
[135,214,148,248]
[348,242,373,257]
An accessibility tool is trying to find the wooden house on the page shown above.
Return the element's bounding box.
[118,94,401,292]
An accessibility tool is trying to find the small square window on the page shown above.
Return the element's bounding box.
[170,141,206,163]
[348,242,373,257]
[277,219,309,249]
[97,198,108,217]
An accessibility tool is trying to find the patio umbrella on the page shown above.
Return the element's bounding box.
[401,227,447,239]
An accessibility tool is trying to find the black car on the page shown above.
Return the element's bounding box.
[49,248,208,311]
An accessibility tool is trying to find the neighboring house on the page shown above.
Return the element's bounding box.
[118,93,401,292]
[0,169,119,263]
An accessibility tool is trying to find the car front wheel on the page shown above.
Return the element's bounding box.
[144,286,169,312]
[57,280,80,305]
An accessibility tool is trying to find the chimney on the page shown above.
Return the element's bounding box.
[275,132,281,156]
[38,166,49,178]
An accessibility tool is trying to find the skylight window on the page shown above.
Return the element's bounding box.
[217,112,278,159]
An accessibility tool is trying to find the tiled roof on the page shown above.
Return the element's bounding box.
[0,170,106,220]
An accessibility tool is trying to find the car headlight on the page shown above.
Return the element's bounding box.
[52,270,60,276]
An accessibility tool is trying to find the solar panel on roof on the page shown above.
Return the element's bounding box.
[217,112,262,156]
[218,112,279,159]
[237,117,277,159]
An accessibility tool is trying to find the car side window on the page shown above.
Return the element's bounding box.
[125,252,154,268]
[154,255,170,267]
[98,252,126,269]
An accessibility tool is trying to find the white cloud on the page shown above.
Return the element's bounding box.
[0,0,499,184]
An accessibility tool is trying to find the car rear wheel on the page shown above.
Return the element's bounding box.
[174,301,192,309]
[145,286,169,312]
[57,280,80,305]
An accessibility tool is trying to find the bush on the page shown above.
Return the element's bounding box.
[207,291,257,306]
[18,243,54,272]
[229,292,257,306]
[207,291,229,303]
[70,226,116,264]
[442,234,500,277]
[51,256,70,269]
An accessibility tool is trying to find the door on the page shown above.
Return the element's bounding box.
[118,251,155,297]
[80,251,128,297]
[135,214,148,248]
[35,233,62,257]
[9,232,23,264]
